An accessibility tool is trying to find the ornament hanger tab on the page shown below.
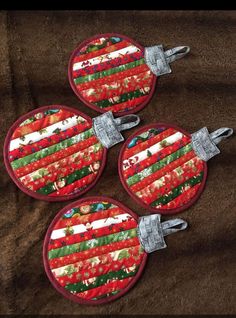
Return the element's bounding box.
[137,214,188,253]
[144,44,190,76]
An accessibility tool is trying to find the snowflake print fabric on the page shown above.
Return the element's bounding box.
[43,197,147,304]
[119,123,207,214]
[68,34,156,116]
[4,106,107,201]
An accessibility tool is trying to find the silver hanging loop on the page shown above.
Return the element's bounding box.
[144,44,190,76]
[191,127,233,161]
[92,111,140,149]
[137,214,188,253]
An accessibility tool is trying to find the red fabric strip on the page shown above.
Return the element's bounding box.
[9,122,91,162]
[80,72,153,103]
[53,207,124,230]
[11,110,75,139]
[49,237,140,269]
[123,136,190,179]
[23,150,103,191]
[139,156,204,205]
[130,150,196,193]
[72,51,144,79]
[103,95,148,113]
[14,135,98,178]
[56,254,142,286]
[77,64,150,91]
[48,219,137,251]
[73,40,131,63]
[76,277,133,299]
[162,183,201,210]
[123,128,177,160]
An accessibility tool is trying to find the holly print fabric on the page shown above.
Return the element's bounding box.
[44,198,146,304]
[4,106,106,201]
[69,34,156,115]
[119,124,206,213]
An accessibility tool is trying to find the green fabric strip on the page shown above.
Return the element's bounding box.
[65,266,139,293]
[63,202,114,219]
[10,128,94,170]
[127,143,192,187]
[25,143,102,183]
[151,172,204,207]
[48,228,138,260]
[74,59,145,84]
[95,88,149,109]
[36,164,94,195]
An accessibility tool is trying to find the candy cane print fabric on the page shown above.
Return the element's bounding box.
[119,123,207,214]
[43,197,147,304]
[4,105,107,201]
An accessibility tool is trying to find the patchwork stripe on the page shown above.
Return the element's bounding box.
[9,115,86,151]
[8,108,105,198]
[12,109,74,139]
[120,125,205,210]
[46,199,145,301]
[123,135,191,179]
[136,157,203,204]
[13,134,97,178]
[73,45,140,71]
[122,131,184,170]
[20,143,102,187]
[49,219,137,251]
[50,213,133,240]
[73,40,132,63]
[81,70,152,103]
[51,245,141,277]
[65,266,139,293]
[95,87,151,109]
[71,35,154,114]
[53,206,121,230]
[55,253,142,286]
[78,277,132,299]
[9,121,91,162]
[127,144,193,188]
[77,63,149,90]
[74,59,146,85]
[151,172,204,207]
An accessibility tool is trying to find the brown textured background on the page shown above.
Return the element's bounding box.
[0,10,235,315]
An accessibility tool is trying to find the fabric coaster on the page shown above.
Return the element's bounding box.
[43,196,187,304]
[4,105,140,201]
[118,123,233,214]
[68,33,190,116]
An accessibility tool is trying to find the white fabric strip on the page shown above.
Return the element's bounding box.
[122,131,183,170]
[10,115,86,151]
[52,246,137,276]
[51,213,131,240]
[136,157,199,196]
[19,142,101,184]
[73,45,140,71]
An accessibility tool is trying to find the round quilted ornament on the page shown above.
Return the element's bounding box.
[119,123,208,214]
[4,105,107,201]
[43,197,147,304]
[68,33,157,116]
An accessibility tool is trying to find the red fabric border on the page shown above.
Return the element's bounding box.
[43,196,148,305]
[68,33,157,117]
[118,123,208,215]
[3,105,108,202]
